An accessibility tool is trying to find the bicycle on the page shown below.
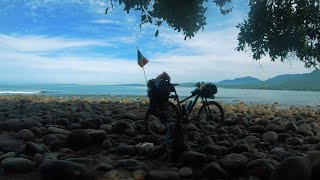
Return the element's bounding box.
[145,82,225,137]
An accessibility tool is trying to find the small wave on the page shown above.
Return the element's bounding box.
[0,91,42,94]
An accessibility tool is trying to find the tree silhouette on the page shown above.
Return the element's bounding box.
[106,0,320,67]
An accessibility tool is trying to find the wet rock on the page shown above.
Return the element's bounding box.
[15,129,34,141]
[202,162,228,179]
[40,160,94,180]
[179,150,207,167]
[1,157,35,173]
[145,170,181,180]
[66,129,92,150]
[116,159,147,171]
[262,131,278,144]
[271,156,311,180]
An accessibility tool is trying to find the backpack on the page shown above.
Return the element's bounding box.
[147,79,171,104]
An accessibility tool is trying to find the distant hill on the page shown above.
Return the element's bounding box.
[218,69,320,91]
[217,76,262,86]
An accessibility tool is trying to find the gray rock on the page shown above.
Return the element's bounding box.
[0,119,22,132]
[101,139,112,150]
[87,129,107,143]
[54,118,70,127]
[40,160,95,180]
[286,137,304,145]
[145,170,181,180]
[179,150,207,167]
[179,167,192,178]
[25,141,46,155]
[262,131,278,144]
[15,129,34,141]
[34,153,45,166]
[115,143,136,156]
[271,156,311,180]
[247,159,279,180]
[1,157,35,172]
[112,120,132,134]
[285,122,298,132]
[23,118,42,129]
[80,118,103,129]
[96,163,114,171]
[219,153,248,169]
[0,139,23,152]
[243,136,260,148]
[202,162,228,179]
[30,127,42,137]
[47,127,70,135]
[66,129,92,150]
[104,169,119,180]
[197,144,227,156]
[133,170,146,180]
[116,159,147,171]
[0,152,16,162]
[248,125,266,133]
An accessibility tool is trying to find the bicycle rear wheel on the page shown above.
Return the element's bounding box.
[196,101,224,134]
[145,102,181,137]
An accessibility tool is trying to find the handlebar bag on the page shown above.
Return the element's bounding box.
[200,83,217,98]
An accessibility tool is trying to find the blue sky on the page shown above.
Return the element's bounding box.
[0,0,312,85]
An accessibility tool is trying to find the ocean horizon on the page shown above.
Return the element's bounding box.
[0,84,320,106]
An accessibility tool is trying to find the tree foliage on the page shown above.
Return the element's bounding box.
[106,0,320,67]
[237,0,320,68]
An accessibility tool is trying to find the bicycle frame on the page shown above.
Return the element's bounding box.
[169,85,212,120]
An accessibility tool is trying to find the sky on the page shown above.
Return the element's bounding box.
[0,0,314,85]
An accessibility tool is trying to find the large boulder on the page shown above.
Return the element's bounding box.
[1,157,35,173]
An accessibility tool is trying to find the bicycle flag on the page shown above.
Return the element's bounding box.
[137,49,149,68]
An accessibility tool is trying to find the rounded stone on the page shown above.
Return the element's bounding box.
[271,156,311,180]
[179,167,192,178]
[262,131,278,144]
[1,157,36,173]
[220,153,248,169]
[66,129,92,150]
[15,129,34,141]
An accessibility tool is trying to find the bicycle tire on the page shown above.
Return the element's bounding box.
[196,101,224,134]
[145,101,181,137]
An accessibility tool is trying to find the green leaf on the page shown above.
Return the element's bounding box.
[105,8,108,14]
[155,30,159,37]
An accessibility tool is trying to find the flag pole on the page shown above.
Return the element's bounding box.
[142,66,148,85]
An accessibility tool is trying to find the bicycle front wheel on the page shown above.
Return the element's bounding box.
[145,102,181,137]
[196,101,224,134]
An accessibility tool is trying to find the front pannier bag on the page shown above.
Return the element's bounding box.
[200,83,217,98]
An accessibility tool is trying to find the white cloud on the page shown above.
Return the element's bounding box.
[0,34,109,52]
[92,19,120,24]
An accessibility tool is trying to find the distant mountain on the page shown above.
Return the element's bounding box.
[218,69,320,91]
[217,76,262,86]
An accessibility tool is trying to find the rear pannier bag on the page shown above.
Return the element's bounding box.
[147,79,171,104]
[200,83,217,98]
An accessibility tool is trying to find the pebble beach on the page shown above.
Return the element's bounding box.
[0,95,320,180]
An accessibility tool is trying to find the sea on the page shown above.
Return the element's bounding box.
[0,84,320,106]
